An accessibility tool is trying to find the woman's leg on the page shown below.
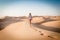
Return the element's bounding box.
[30,19,31,25]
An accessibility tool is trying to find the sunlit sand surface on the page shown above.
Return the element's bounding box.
[42,21,60,28]
[0,16,60,40]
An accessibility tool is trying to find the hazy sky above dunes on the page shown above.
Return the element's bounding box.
[0,0,60,17]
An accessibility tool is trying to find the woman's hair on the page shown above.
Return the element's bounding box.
[29,13,31,15]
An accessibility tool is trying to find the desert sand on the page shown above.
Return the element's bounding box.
[0,16,60,40]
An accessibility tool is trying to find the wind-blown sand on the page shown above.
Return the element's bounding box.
[0,16,60,40]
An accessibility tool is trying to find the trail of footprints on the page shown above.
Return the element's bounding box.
[31,16,60,40]
[34,29,58,40]
[0,16,60,40]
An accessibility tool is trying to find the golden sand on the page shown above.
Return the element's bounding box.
[0,16,60,40]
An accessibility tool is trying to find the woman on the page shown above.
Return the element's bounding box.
[29,13,32,25]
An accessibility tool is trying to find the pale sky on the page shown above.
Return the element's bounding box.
[0,0,60,17]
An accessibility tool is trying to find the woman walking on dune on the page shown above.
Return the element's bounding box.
[28,13,32,25]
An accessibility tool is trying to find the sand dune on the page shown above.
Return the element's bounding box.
[0,16,60,40]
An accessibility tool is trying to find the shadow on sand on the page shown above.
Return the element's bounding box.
[32,16,60,33]
[0,17,26,30]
